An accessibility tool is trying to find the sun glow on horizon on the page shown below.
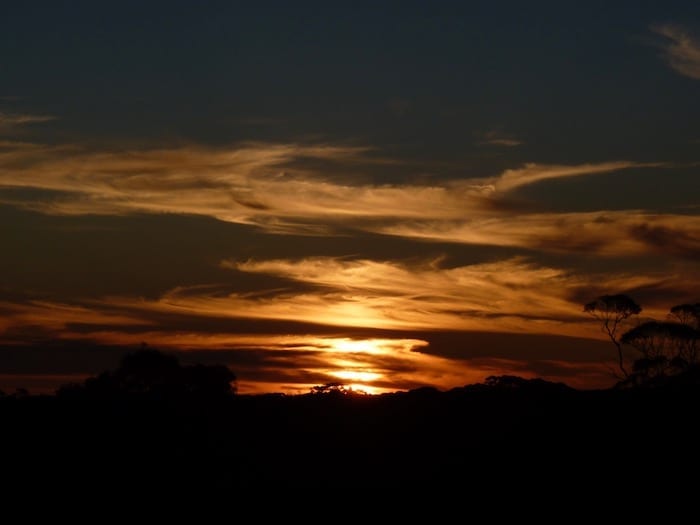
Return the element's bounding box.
[324,337,420,355]
[345,383,384,395]
[329,369,383,383]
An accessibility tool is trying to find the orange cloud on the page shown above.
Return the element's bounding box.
[92,256,693,340]
[488,161,661,193]
[0,140,685,258]
[376,211,700,258]
[0,300,152,339]
[1,255,692,394]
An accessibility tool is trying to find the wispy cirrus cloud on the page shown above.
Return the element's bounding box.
[652,24,700,80]
[0,112,56,129]
[1,254,695,393]
[0,140,679,257]
[375,211,700,259]
[0,142,412,226]
[483,138,521,147]
[489,161,661,192]
[105,256,693,338]
[0,142,656,218]
[477,131,522,147]
[0,294,605,393]
[0,299,152,341]
[0,326,615,393]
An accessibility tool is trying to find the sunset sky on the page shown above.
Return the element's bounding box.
[1,2,699,394]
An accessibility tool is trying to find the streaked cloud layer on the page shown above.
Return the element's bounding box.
[378,211,700,258]
[2,141,691,259]
[0,112,55,128]
[0,138,697,393]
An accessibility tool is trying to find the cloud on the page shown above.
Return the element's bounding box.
[0,300,412,393]
[99,256,696,339]
[375,211,700,259]
[0,334,615,394]
[0,298,503,394]
[0,140,679,257]
[478,131,522,147]
[0,112,56,128]
[1,253,696,394]
[0,141,687,265]
[0,142,424,225]
[490,161,659,193]
[0,299,152,341]
[652,24,700,80]
[483,138,521,147]
[627,221,700,259]
[0,320,620,394]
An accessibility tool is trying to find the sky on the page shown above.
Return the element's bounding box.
[1,1,699,394]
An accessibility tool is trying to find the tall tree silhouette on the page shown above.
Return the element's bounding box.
[584,294,641,377]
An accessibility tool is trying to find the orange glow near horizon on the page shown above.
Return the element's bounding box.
[329,370,383,383]
[327,338,389,355]
[0,297,661,394]
[0,287,677,395]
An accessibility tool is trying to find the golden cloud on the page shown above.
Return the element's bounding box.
[489,161,662,193]
[93,256,692,339]
[375,211,700,258]
[1,253,694,394]
[0,299,152,340]
[0,140,684,258]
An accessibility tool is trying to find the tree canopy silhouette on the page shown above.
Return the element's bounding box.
[309,382,368,396]
[57,348,237,400]
[584,294,641,377]
[621,315,700,384]
[669,303,700,330]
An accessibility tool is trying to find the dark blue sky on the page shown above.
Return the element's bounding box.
[3,1,699,168]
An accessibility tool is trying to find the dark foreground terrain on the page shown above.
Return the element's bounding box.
[4,370,700,491]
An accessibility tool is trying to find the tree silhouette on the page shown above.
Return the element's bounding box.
[669,303,700,364]
[584,294,642,377]
[57,348,236,400]
[309,382,367,396]
[114,349,182,396]
[669,303,700,330]
[621,321,699,381]
[181,363,238,398]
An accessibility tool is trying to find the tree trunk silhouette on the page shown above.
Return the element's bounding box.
[613,339,627,378]
[604,318,628,378]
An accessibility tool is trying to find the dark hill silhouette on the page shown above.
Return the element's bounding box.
[3,349,700,492]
